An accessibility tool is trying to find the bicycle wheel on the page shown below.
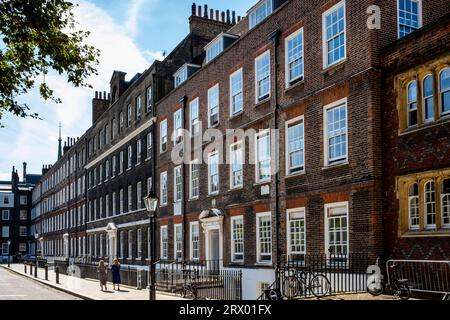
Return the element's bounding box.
[310,275,330,298]
[367,277,385,296]
[397,284,410,300]
[282,276,302,299]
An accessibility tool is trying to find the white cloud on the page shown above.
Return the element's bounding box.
[143,49,165,61]
[125,0,151,38]
[0,0,150,179]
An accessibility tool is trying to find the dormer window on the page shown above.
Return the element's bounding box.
[173,64,201,88]
[205,33,239,64]
[249,0,273,29]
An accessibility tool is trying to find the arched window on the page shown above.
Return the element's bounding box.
[408,183,419,230]
[407,81,418,127]
[422,75,434,122]
[424,181,436,229]
[442,179,450,228]
[440,68,450,115]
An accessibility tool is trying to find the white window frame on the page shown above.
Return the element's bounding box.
[439,68,450,116]
[397,0,422,39]
[442,179,450,228]
[137,181,142,209]
[230,141,244,189]
[286,208,306,256]
[256,211,272,264]
[324,202,349,260]
[136,95,142,120]
[174,224,182,261]
[230,68,243,116]
[208,84,220,128]
[189,98,200,137]
[127,145,133,169]
[146,86,153,112]
[408,183,420,230]
[146,132,152,160]
[205,37,224,63]
[323,98,348,166]
[160,119,167,153]
[255,50,271,103]
[285,116,305,175]
[285,28,304,88]
[2,209,10,221]
[174,166,183,203]
[190,222,200,260]
[173,109,183,145]
[424,180,436,230]
[128,185,133,212]
[128,230,133,259]
[160,225,168,260]
[255,130,271,183]
[422,74,435,123]
[136,139,141,164]
[322,1,347,68]
[160,171,168,206]
[208,151,219,195]
[137,228,142,259]
[249,0,273,29]
[189,159,200,199]
[174,66,188,88]
[231,215,244,263]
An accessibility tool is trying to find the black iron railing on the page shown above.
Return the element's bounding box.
[258,253,371,300]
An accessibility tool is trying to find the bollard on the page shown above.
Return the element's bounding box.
[24,264,27,273]
[29,263,33,275]
[34,263,37,278]
[45,264,48,281]
[55,266,60,284]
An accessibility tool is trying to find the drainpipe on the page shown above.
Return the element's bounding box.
[179,95,188,262]
[268,29,281,276]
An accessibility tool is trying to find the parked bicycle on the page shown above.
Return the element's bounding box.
[367,262,410,300]
[174,269,198,300]
[281,267,331,299]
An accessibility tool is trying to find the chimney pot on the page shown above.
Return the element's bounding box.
[198,5,201,16]
[103,91,107,99]
[221,11,225,22]
[238,16,241,22]
[210,9,213,20]
[204,4,208,18]
[216,10,219,21]
[232,11,236,24]
[226,10,230,24]
[191,3,196,16]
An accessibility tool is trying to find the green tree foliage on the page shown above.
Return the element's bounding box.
[0,0,99,126]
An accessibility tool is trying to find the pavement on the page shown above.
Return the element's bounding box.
[0,266,80,300]
[0,264,186,300]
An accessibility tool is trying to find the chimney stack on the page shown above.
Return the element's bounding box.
[191,3,196,16]
[23,162,27,183]
[210,8,213,20]
[226,10,230,24]
[232,11,236,24]
[221,11,225,22]
[203,4,208,18]
[216,10,219,21]
[197,5,201,16]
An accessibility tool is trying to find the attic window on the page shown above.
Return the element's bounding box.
[249,0,273,29]
[205,33,239,64]
[173,64,201,88]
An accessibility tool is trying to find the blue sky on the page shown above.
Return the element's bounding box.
[0,0,255,180]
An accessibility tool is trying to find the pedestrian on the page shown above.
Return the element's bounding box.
[111,258,121,291]
[97,260,108,291]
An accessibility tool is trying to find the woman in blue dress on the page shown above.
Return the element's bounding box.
[111,259,121,291]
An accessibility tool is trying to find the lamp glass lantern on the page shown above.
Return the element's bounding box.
[143,195,158,215]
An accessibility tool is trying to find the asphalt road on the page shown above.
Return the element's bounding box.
[0,267,81,300]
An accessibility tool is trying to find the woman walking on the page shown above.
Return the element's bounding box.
[111,259,121,291]
[97,260,108,291]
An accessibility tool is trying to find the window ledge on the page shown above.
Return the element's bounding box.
[399,115,450,136]
[255,262,273,267]
[230,110,244,119]
[145,157,152,162]
[285,171,306,179]
[254,180,271,187]
[401,230,450,238]
[255,97,271,108]
[229,186,244,192]
[322,59,347,75]
[188,197,199,202]
[322,161,349,171]
[284,79,305,93]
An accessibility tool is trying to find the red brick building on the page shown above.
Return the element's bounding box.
[381,15,450,260]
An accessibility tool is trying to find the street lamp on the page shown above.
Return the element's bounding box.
[143,194,158,301]
[34,233,39,277]
[7,240,11,267]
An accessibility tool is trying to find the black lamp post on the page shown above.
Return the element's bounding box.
[7,240,11,267]
[143,194,158,301]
